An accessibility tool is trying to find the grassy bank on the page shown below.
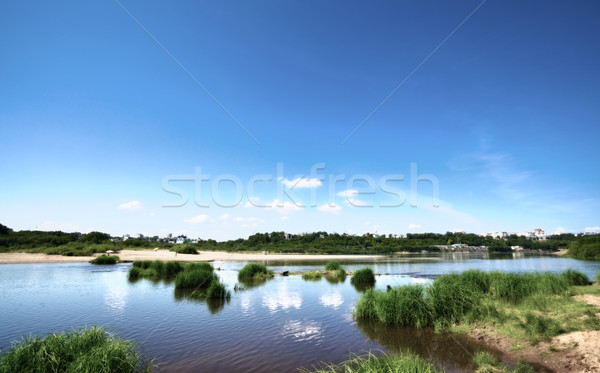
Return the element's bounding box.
[0,326,153,373]
[355,270,600,344]
[301,351,442,373]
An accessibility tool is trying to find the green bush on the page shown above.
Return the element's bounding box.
[0,327,152,373]
[174,245,199,255]
[90,255,119,265]
[324,261,340,271]
[351,268,375,286]
[128,266,141,280]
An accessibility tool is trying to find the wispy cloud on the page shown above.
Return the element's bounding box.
[585,226,600,233]
[118,200,142,211]
[408,223,422,230]
[184,214,210,224]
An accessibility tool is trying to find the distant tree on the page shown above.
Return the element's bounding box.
[81,231,111,244]
[0,224,13,235]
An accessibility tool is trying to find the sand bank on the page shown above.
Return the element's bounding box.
[0,249,440,264]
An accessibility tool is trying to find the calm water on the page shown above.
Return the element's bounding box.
[0,254,598,372]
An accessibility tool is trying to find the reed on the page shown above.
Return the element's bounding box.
[324,261,341,271]
[0,327,152,373]
[562,269,590,286]
[238,263,273,280]
[206,281,231,300]
[351,268,375,286]
[174,269,216,289]
[90,255,119,265]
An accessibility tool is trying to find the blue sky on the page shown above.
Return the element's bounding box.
[1,0,599,240]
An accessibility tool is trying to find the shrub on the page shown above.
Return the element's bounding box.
[128,266,141,280]
[90,255,119,265]
[0,327,152,373]
[238,263,271,280]
[351,268,375,286]
[175,245,199,255]
[324,261,340,271]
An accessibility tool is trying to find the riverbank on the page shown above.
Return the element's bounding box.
[469,291,600,372]
[0,249,443,264]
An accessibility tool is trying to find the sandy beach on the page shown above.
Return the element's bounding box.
[0,249,441,264]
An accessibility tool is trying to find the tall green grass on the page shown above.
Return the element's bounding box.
[238,263,273,280]
[355,269,593,339]
[302,271,323,281]
[351,268,375,286]
[0,327,153,373]
[174,269,216,289]
[324,261,341,271]
[472,351,533,373]
[301,351,442,373]
[562,269,590,286]
[206,281,231,300]
[90,255,119,265]
[128,261,208,282]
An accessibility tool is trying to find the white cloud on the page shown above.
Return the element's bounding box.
[280,216,289,221]
[408,223,422,230]
[281,178,323,189]
[36,221,79,232]
[337,189,367,206]
[219,213,229,220]
[585,226,600,233]
[118,200,142,211]
[244,197,261,208]
[184,214,210,224]
[317,204,342,214]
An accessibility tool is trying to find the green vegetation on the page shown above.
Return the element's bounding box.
[355,270,600,344]
[324,261,341,271]
[472,351,533,373]
[238,263,273,280]
[562,269,590,286]
[171,245,199,255]
[0,326,153,373]
[128,261,229,300]
[351,268,375,286]
[90,255,120,265]
[302,271,323,281]
[301,351,442,373]
[0,223,580,256]
[567,234,600,260]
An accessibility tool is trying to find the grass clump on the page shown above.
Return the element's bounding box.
[0,326,152,373]
[128,261,208,282]
[302,271,323,281]
[90,255,119,265]
[562,269,590,286]
[472,351,533,373]
[324,261,341,271]
[301,351,441,373]
[174,268,216,289]
[238,263,273,281]
[173,245,199,255]
[351,268,375,286]
[521,313,564,344]
[206,281,231,300]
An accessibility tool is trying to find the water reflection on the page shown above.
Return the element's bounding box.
[320,290,343,309]
[351,282,375,292]
[355,319,484,372]
[262,283,302,313]
[282,320,323,343]
[173,288,230,314]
